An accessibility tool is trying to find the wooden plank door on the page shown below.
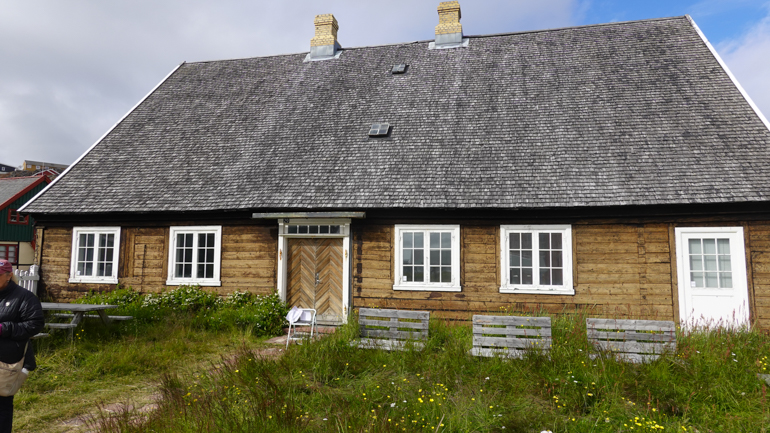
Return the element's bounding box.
[287,238,344,324]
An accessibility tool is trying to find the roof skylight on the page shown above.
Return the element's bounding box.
[391,64,407,74]
[368,123,390,137]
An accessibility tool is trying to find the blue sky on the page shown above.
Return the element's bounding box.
[1,0,768,167]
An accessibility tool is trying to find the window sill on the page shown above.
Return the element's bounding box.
[499,286,575,296]
[69,277,118,284]
[393,284,462,292]
[166,279,222,287]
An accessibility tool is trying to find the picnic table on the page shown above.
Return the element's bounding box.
[42,302,132,338]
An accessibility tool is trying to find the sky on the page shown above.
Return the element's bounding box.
[1,0,768,168]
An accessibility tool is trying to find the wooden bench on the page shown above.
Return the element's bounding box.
[351,308,429,351]
[470,315,552,358]
[586,318,676,363]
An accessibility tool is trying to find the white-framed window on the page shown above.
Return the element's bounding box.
[166,226,222,286]
[393,225,461,292]
[499,225,574,295]
[69,227,121,284]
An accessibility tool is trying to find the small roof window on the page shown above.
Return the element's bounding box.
[391,64,407,74]
[368,123,390,137]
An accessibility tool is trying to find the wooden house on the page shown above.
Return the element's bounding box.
[19,3,770,328]
[0,174,51,271]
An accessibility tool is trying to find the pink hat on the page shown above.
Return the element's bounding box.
[0,260,12,274]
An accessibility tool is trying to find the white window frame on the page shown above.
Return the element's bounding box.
[393,225,461,292]
[166,226,222,286]
[499,224,574,295]
[69,227,121,284]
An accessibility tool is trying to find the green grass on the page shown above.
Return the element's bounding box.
[88,312,770,433]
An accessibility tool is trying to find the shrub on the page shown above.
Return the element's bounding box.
[77,285,288,337]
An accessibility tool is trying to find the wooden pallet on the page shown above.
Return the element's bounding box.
[586,318,676,363]
[470,315,552,358]
[352,308,429,351]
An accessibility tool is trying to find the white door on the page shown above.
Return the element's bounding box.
[675,227,750,328]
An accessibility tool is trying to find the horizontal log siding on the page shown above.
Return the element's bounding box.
[750,223,770,329]
[352,222,676,322]
[39,225,277,301]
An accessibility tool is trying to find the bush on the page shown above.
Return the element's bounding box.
[77,285,288,337]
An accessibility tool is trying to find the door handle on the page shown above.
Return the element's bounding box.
[315,272,320,285]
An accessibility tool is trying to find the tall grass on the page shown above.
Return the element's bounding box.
[97,311,770,433]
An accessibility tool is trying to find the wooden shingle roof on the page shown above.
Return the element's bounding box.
[22,16,770,214]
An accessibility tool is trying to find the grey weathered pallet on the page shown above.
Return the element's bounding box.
[352,308,429,351]
[51,313,134,321]
[586,318,676,363]
[470,315,552,358]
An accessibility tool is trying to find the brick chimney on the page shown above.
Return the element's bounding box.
[435,1,463,46]
[309,14,341,60]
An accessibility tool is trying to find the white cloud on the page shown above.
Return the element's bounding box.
[718,8,770,123]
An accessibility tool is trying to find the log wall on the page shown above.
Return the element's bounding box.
[36,218,770,328]
[39,225,277,300]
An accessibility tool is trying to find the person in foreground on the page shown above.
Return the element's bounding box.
[0,260,44,433]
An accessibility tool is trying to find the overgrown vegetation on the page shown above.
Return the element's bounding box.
[96,310,770,433]
[75,284,289,336]
[13,290,770,432]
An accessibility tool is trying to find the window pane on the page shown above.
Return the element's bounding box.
[718,255,731,272]
[414,249,424,265]
[441,250,451,266]
[690,272,703,288]
[510,233,520,249]
[717,239,730,254]
[309,225,319,234]
[540,268,551,285]
[330,225,341,234]
[551,251,562,267]
[430,266,440,282]
[414,266,424,282]
[414,232,423,248]
[184,248,193,262]
[85,263,93,276]
[705,272,718,288]
[552,269,563,285]
[720,272,732,288]
[403,266,413,282]
[197,264,205,278]
[319,225,329,234]
[430,233,440,249]
[522,268,533,285]
[539,251,550,267]
[510,268,521,284]
[403,249,413,265]
[441,267,451,282]
[521,233,532,249]
[404,233,413,248]
[522,251,532,267]
[206,249,214,263]
[704,255,717,271]
[85,234,95,248]
[298,225,308,234]
[539,233,549,249]
[430,250,439,265]
[688,239,702,255]
[288,225,298,234]
[689,255,702,271]
[551,233,562,249]
[703,239,716,255]
[441,232,451,248]
[510,251,520,267]
[205,264,214,278]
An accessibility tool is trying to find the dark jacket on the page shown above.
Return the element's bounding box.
[0,280,44,370]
